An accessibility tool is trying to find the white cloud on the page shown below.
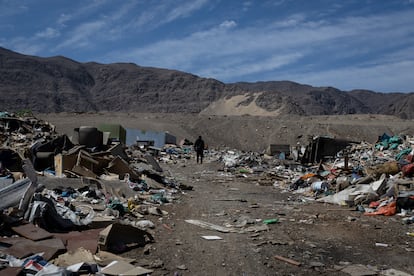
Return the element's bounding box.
[4,36,44,55]
[289,59,414,92]
[104,7,414,93]
[198,53,304,80]
[242,1,252,11]
[267,0,286,6]
[0,1,28,17]
[57,13,72,25]
[272,14,306,28]
[56,0,109,26]
[56,20,106,49]
[2,1,115,55]
[219,20,237,29]
[108,1,137,21]
[4,1,413,92]
[107,18,311,73]
[164,0,209,23]
[125,0,210,32]
[35,27,60,38]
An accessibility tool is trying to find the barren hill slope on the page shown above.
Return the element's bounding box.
[1,47,413,118]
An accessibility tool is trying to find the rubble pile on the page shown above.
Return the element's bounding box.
[0,112,186,275]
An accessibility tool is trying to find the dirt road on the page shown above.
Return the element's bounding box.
[124,155,414,276]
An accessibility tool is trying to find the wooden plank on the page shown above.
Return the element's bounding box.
[274,255,301,266]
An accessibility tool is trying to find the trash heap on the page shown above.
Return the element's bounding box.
[0,112,187,275]
[2,111,413,274]
[213,135,414,220]
[306,135,413,218]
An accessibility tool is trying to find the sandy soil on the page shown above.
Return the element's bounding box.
[36,112,414,152]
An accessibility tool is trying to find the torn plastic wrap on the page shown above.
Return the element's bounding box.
[25,194,94,232]
[0,177,32,210]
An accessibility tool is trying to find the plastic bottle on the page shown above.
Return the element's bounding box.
[263,218,279,224]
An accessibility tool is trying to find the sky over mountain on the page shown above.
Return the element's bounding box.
[1,0,414,92]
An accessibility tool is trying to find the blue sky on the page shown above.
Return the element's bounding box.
[1,0,414,93]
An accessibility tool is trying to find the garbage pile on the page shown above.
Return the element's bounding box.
[2,110,414,274]
[212,134,414,219]
[0,112,186,275]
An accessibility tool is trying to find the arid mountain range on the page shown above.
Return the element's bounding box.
[1,47,413,119]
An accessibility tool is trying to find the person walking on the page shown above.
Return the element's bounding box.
[194,136,205,164]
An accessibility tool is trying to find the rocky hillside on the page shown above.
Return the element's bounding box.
[1,47,413,118]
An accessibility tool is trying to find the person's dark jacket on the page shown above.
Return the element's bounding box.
[194,137,205,153]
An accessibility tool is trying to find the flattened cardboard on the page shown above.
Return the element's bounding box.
[98,223,154,253]
[53,228,102,253]
[100,260,153,276]
[0,267,22,276]
[144,154,163,172]
[3,239,63,260]
[11,223,52,241]
[94,250,135,266]
[71,164,98,178]
[107,156,139,179]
